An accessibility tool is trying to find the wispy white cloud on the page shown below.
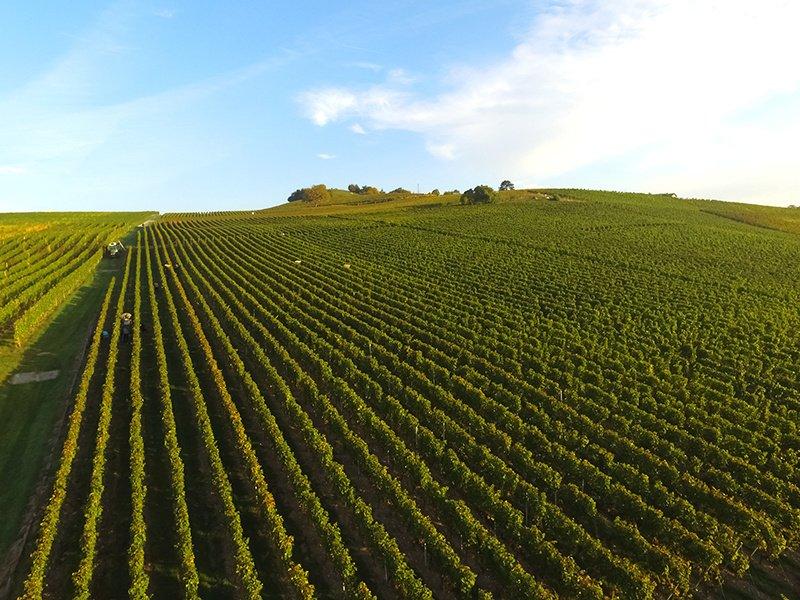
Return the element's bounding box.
[299,88,357,125]
[386,68,415,85]
[0,2,290,211]
[0,2,281,184]
[317,153,336,160]
[9,2,137,109]
[299,0,800,204]
[348,61,383,72]
[298,65,417,126]
[0,165,27,175]
[154,8,176,19]
[299,86,407,126]
[0,59,276,171]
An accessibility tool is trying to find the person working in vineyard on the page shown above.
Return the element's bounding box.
[121,312,133,343]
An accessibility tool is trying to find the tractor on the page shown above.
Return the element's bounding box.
[104,241,126,258]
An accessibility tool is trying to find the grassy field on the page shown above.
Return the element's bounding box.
[4,192,800,599]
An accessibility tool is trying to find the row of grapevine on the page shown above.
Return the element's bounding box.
[152,230,439,598]
[0,241,98,327]
[11,249,104,347]
[238,232,689,584]
[150,232,375,597]
[148,236,263,599]
[155,231,316,596]
[187,227,684,597]
[0,213,150,348]
[71,248,133,598]
[0,231,91,303]
[169,226,658,598]
[142,228,199,597]
[320,220,800,502]
[128,235,149,599]
[21,280,117,599]
[0,230,74,278]
[178,221,704,580]
[161,226,580,594]
[260,220,792,552]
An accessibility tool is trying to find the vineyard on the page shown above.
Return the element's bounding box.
[4,191,800,598]
[0,212,152,562]
[0,213,151,348]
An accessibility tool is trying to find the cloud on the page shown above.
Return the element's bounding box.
[0,1,282,181]
[426,142,455,160]
[299,86,405,126]
[0,2,295,212]
[0,165,26,175]
[298,0,800,204]
[10,2,137,109]
[0,60,275,170]
[629,106,800,204]
[316,153,336,160]
[154,8,176,19]
[350,123,366,135]
[386,68,415,85]
[298,65,418,126]
[299,88,357,125]
[349,61,383,72]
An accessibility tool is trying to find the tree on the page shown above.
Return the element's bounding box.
[287,189,306,202]
[460,185,497,205]
[287,184,331,203]
[346,184,380,195]
[499,180,514,191]
[305,184,331,204]
[390,187,411,194]
[430,189,440,196]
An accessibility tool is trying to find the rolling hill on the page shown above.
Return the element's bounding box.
[2,190,800,599]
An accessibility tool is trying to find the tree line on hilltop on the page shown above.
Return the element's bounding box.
[287,180,517,204]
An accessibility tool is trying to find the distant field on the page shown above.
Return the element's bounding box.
[4,192,800,599]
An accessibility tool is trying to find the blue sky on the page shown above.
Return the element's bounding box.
[1,0,799,212]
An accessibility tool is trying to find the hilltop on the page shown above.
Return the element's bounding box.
[268,186,800,233]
